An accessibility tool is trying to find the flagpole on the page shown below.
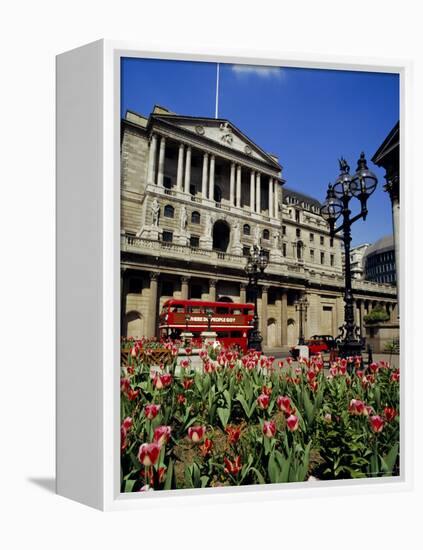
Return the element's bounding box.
[215,63,220,119]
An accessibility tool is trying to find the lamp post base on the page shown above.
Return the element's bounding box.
[248,330,263,352]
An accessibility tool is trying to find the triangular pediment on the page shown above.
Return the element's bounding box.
[153,115,281,169]
[372,122,399,165]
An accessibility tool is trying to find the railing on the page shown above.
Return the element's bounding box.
[121,235,397,296]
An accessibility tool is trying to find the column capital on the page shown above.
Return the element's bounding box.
[149,271,160,281]
[209,278,217,287]
[181,275,191,284]
[261,284,269,293]
[240,282,248,290]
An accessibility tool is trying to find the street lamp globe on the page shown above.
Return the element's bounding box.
[320,185,343,224]
[258,250,269,272]
[244,261,254,276]
[350,152,378,199]
[333,157,353,199]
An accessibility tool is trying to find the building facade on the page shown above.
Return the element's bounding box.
[342,243,370,280]
[364,235,396,285]
[121,105,398,349]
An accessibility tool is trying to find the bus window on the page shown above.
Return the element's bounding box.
[216,306,229,314]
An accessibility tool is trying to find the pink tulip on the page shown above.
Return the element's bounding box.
[153,373,173,389]
[137,442,161,466]
[348,399,365,416]
[369,415,385,433]
[188,425,206,443]
[257,393,270,410]
[286,414,299,432]
[153,425,172,447]
[276,395,293,415]
[144,403,161,420]
[122,416,133,430]
[263,420,276,438]
[384,407,397,422]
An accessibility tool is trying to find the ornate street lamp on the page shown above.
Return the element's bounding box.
[205,308,213,331]
[184,313,191,346]
[320,153,377,359]
[245,245,269,351]
[294,295,309,345]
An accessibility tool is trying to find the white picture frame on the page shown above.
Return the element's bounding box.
[56,39,412,511]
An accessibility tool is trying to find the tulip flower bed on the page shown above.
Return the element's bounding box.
[121,343,400,492]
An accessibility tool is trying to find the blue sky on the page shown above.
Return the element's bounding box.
[121,58,399,246]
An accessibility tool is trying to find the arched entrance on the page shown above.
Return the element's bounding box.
[125,310,144,339]
[212,220,230,252]
[287,318,296,346]
[267,318,278,348]
[217,296,233,302]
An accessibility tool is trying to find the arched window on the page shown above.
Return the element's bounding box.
[243,224,251,235]
[263,229,270,240]
[296,241,303,260]
[164,204,174,218]
[191,211,200,224]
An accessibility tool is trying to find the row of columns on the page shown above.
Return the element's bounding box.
[146,133,278,217]
[123,269,398,345]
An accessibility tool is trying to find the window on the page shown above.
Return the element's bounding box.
[310,233,314,242]
[330,237,334,247]
[163,176,172,190]
[162,231,173,243]
[263,229,270,240]
[282,225,286,236]
[243,246,250,257]
[243,224,251,235]
[189,184,196,196]
[320,252,325,264]
[310,249,314,261]
[296,241,303,260]
[295,209,300,222]
[191,211,200,224]
[282,243,287,257]
[320,236,324,246]
[296,228,301,238]
[330,254,334,267]
[164,204,174,218]
[190,235,200,248]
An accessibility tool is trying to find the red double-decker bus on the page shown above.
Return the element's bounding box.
[159,299,255,352]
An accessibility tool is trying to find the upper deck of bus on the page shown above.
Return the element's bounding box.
[161,299,255,312]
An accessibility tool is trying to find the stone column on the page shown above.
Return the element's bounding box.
[147,134,158,186]
[209,279,217,301]
[268,177,274,218]
[359,300,366,337]
[176,143,184,190]
[236,165,242,208]
[184,146,191,194]
[274,180,279,220]
[250,170,255,212]
[256,172,261,214]
[208,155,215,200]
[181,276,190,300]
[261,285,268,346]
[157,136,166,187]
[120,268,128,336]
[390,301,398,322]
[230,162,235,205]
[201,152,209,197]
[148,272,159,337]
[280,291,288,346]
[240,282,247,303]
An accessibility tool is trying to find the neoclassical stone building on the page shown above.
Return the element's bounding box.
[121,105,397,349]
